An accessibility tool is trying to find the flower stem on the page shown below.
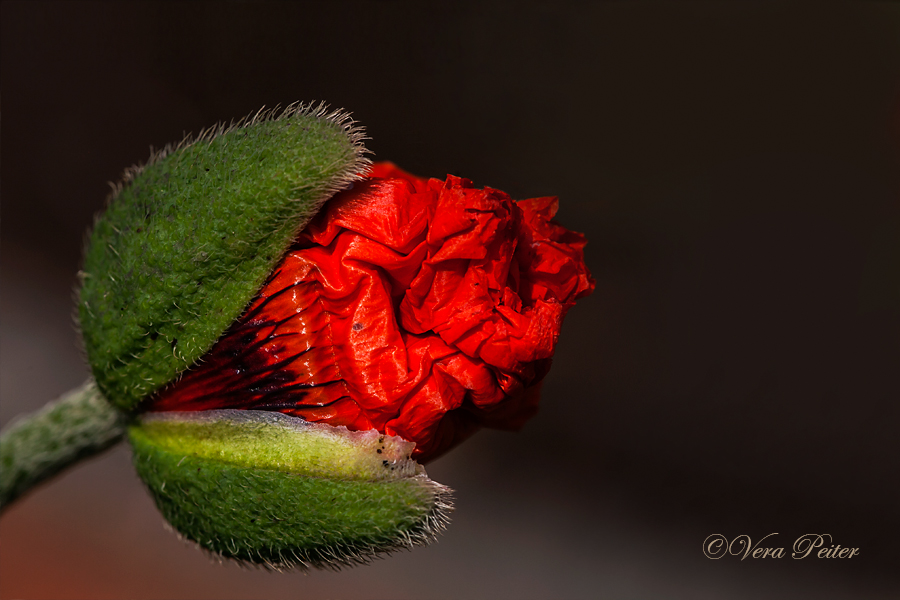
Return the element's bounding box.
[0,380,126,511]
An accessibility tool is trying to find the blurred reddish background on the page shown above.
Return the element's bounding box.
[2,2,899,598]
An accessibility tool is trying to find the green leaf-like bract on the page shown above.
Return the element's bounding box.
[79,103,368,410]
[129,411,452,569]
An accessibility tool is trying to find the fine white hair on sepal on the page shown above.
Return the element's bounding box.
[162,474,454,572]
[105,100,372,207]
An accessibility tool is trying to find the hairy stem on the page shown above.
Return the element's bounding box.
[0,380,126,511]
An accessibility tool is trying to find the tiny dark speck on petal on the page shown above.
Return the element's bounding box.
[382,460,389,467]
[352,322,364,331]
[376,449,382,454]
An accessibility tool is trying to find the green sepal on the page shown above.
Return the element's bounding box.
[128,411,452,569]
[79,103,369,410]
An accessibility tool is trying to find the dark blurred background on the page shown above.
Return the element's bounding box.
[2,2,899,598]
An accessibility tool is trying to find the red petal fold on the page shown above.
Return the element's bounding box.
[146,162,595,461]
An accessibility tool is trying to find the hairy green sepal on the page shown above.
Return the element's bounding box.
[79,104,368,410]
[128,411,452,568]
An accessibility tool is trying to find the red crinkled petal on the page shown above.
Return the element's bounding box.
[146,163,595,462]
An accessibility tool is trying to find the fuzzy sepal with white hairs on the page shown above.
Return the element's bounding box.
[130,410,453,569]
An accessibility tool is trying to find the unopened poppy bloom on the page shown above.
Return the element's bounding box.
[147,162,595,461]
[1,105,594,568]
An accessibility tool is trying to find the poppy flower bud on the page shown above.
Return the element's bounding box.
[72,103,593,568]
[147,162,596,463]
